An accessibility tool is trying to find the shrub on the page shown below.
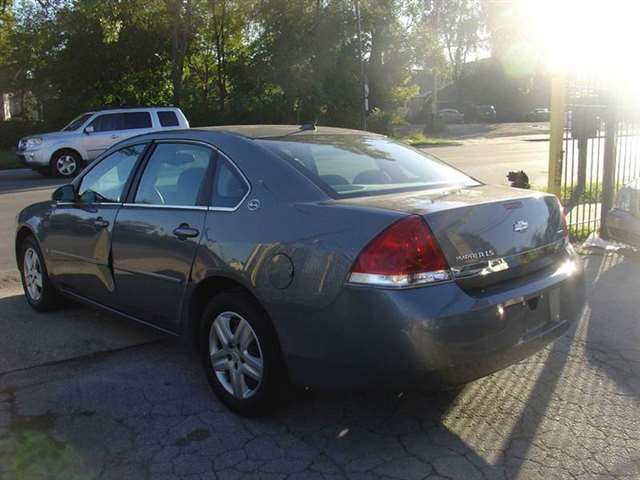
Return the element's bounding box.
[367,108,406,135]
[0,120,48,149]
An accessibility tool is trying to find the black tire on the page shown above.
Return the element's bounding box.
[50,150,82,178]
[18,236,62,312]
[199,290,286,416]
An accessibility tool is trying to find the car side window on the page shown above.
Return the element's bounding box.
[134,143,214,207]
[158,111,179,127]
[123,112,152,130]
[212,160,249,209]
[89,113,124,132]
[77,144,146,203]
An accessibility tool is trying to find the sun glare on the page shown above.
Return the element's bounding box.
[517,0,640,98]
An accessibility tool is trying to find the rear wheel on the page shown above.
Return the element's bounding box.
[51,150,81,178]
[19,236,61,311]
[199,290,285,416]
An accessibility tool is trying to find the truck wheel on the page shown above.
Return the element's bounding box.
[51,150,81,178]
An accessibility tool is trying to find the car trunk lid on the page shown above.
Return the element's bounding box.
[336,185,567,288]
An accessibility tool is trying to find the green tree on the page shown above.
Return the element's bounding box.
[1,0,491,130]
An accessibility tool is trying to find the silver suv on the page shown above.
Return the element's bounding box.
[16,107,189,177]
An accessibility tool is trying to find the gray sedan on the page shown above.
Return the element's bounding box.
[15,125,585,415]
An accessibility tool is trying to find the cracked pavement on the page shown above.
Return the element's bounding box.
[0,251,639,480]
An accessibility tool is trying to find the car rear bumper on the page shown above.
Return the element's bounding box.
[277,253,585,389]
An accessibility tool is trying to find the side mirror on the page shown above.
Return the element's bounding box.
[84,125,94,134]
[52,184,77,202]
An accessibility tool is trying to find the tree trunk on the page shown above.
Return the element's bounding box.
[212,0,227,113]
[166,0,192,107]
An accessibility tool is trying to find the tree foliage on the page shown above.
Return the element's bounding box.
[0,0,538,130]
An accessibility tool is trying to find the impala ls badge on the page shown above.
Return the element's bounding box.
[513,220,529,233]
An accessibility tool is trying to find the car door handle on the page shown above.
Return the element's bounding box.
[173,224,199,239]
[94,217,109,229]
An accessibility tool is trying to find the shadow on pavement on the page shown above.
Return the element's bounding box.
[0,291,163,374]
[0,253,639,479]
[584,252,640,401]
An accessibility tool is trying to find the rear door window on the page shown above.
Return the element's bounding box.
[123,112,152,129]
[89,113,124,132]
[134,143,215,207]
[158,111,180,127]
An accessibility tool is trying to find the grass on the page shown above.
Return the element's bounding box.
[534,181,624,204]
[0,149,24,170]
[395,132,461,148]
[559,182,606,204]
[569,225,596,243]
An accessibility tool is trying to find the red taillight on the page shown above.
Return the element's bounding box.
[349,216,450,287]
[561,211,569,238]
[558,199,569,238]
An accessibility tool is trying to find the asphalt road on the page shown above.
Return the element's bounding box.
[425,138,549,188]
[0,169,66,273]
[0,252,638,480]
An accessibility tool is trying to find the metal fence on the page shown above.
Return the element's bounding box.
[561,75,640,238]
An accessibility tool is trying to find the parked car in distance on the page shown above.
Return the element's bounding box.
[437,108,465,124]
[15,125,585,416]
[476,104,497,122]
[605,178,640,247]
[526,107,550,122]
[16,107,189,177]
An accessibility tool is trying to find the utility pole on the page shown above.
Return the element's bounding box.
[431,0,440,120]
[600,103,618,236]
[354,0,368,130]
[547,74,565,197]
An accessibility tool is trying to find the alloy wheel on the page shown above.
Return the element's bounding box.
[209,311,264,399]
[56,155,77,176]
[23,247,43,302]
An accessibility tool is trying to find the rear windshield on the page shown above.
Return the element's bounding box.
[256,135,478,198]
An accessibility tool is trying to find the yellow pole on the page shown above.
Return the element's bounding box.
[548,74,566,197]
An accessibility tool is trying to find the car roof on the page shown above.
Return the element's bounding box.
[195,124,381,139]
[92,106,182,114]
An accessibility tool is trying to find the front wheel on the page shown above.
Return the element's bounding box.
[51,150,81,178]
[19,236,62,311]
[199,290,286,416]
